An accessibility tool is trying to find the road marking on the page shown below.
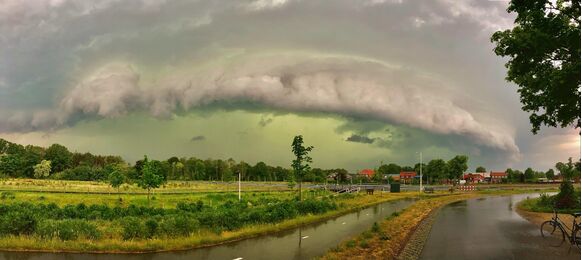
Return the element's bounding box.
[301,236,309,239]
[233,258,243,260]
[342,222,346,225]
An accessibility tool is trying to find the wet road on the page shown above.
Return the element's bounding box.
[421,194,580,260]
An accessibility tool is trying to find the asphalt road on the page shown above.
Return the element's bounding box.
[421,194,580,260]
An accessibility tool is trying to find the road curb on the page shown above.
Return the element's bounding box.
[397,206,441,260]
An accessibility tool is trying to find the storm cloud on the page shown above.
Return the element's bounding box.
[0,0,578,170]
[346,134,376,144]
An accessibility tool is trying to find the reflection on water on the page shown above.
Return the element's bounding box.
[421,193,577,260]
[1,198,415,260]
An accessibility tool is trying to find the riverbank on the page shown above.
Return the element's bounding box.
[0,191,417,253]
[516,199,578,230]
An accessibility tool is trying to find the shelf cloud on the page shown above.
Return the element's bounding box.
[0,54,519,156]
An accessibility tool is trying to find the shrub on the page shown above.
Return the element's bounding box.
[144,218,158,238]
[554,182,579,209]
[121,217,145,240]
[0,210,37,236]
[160,214,198,237]
[36,219,100,240]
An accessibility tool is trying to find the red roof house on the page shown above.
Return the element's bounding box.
[359,169,375,179]
[490,171,507,183]
[399,171,417,184]
[463,173,485,183]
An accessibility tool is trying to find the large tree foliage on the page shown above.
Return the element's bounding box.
[491,0,581,133]
[291,135,313,201]
[33,160,51,179]
[446,155,468,180]
[426,159,447,184]
[45,144,72,173]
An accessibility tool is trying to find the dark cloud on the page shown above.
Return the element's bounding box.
[346,134,376,144]
[190,135,206,142]
[258,115,274,127]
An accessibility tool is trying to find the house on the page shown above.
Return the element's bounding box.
[463,173,485,184]
[359,169,375,180]
[399,171,417,184]
[490,171,508,183]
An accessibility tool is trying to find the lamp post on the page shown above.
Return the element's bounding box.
[420,152,423,192]
[238,170,241,201]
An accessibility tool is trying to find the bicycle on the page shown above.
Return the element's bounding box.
[540,209,581,250]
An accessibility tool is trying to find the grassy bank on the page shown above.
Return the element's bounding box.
[0,189,417,253]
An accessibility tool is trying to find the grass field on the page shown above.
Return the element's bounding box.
[0,178,421,253]
[0,178,292,194]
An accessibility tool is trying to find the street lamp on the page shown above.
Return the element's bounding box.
[420,152,423,192]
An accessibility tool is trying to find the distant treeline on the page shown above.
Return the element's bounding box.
[0,138,578,184]
[0,138,346,183]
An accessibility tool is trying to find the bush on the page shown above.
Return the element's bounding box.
[36,219,100,240]
[144,218,158,238]
[554,182,579,209]
[121,217,145,240]
[160,214,198,237]
[0,210,36,236]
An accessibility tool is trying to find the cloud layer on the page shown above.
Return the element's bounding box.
[0,53,519,156]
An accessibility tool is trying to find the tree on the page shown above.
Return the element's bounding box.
[556,157,578,180]
[475,166,486,173]
[401,166,414,172]
[426,159,447,184]
[491,0,580,133]
[175,162,184,180]
[446,155,468,180]
[45,144,72,173]
[545,169,555,180]
[108,169,125,198]
[291,135,313,201]
[378,163,401,176]
[524,167,535,182]
[33,160,51,179]
[138,158,165,206]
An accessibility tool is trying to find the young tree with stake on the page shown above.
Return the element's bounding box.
[291,135,313,201]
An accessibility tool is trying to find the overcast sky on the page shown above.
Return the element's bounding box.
[0,0,579,172]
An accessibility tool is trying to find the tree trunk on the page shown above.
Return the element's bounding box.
[147,188,151,207]
[299,179,302,201]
